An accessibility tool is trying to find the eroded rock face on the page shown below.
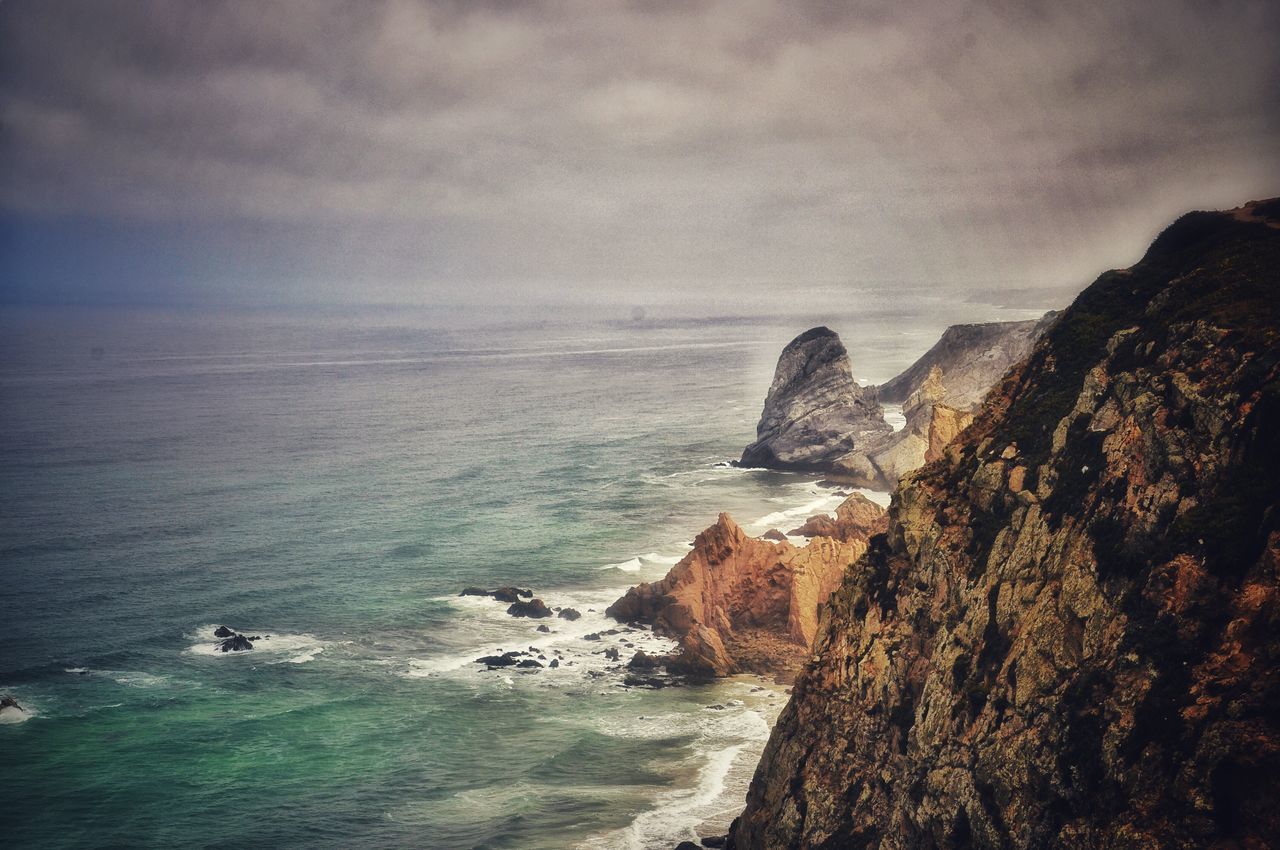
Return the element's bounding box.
[608,494,886,678]
[740,327,889,470]
[729,202,1280,849]
[877,313,1057,408]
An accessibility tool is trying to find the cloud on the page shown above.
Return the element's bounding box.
[2,0,1278,304]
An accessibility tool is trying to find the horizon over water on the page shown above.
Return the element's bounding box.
[1,294,1053,848]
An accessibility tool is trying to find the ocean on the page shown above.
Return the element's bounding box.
[0,296,1047,848]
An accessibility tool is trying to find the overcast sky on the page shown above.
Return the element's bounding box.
[2,0,1277,310]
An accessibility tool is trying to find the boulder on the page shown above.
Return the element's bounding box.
[628,650,662,670]
[506,598,552,618]
[557,607,582,621]
[213,625,234,638]
[218,634,254,652]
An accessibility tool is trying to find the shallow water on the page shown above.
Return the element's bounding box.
[0,299,1046,848]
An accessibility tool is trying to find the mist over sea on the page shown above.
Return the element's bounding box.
[1,295,1049,848]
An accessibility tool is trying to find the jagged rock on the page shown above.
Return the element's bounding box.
[925,402,974,463]
[0,695,25,712]
[603,647,620,661]
[213,625,234,638]
[627,650,661,670]
[217,634,253,652]
[506,598,552,618]
[730,201,1280,849]
[745,318,1054,490]
[460,586,533,603]
[608,496,883,678]
[761,528,787,541]
[475,651,523,667]
[876,313,1057,407]
[787,492,886,541]
[557,607,581,621]
[516,659,543,668]
[740,327,890,470]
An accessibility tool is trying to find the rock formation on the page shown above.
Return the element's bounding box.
[876,313,1057,407]
[742,317,1055,490]
[608,493,886,678]
[740,327,890,470]
[727,200,1280,848]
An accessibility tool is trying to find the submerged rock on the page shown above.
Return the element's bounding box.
[459,586,533,603]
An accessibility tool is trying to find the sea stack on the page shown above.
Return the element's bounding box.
[740,327,889,470]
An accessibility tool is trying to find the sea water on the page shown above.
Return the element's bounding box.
[0,297,1046,848]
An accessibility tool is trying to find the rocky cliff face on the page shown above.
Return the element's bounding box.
[729,201,1280,849]
[742,318,1053,490]
[607,493,887,678]
[877,314,1057,407]
[740,327,890,470]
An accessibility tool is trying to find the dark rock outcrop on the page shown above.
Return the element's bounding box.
[729,200,1280,849]
[557,607,581,621]
[740,327,890,470]
[460,586,533,603]
[506,598,552,618]
[218,634,254,652]
[213,625,234,638]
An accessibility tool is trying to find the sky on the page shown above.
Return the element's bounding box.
[2,0,1278,311]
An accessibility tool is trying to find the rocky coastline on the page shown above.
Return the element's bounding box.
[723,200,1280,848]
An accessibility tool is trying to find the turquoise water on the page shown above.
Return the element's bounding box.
[0,299,1044,848]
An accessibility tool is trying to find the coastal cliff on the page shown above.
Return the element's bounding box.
[727,200,1280,848]
[607,493,886,679]
[741,317,1053,490]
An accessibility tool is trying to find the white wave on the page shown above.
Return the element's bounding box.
[580,684,782,850]
[64,667,90,674]
[746,491,847,534]
[0,706,33,724]
[881,403,906,432]
[600,557,643,572]
[184,624,326,663]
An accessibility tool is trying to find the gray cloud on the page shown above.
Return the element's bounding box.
[2,0,1278,305]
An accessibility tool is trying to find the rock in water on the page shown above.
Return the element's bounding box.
[740,327,889,470]
[607,494,885,678]
[729,200,1280,849]
[506,598,552,618]
[556,607,581,621]
[217,634,254,652]
[213,625,234,638]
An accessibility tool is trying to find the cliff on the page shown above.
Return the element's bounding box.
[742,317,1053,490]
[728,200,1280,849]
[607,493,886,679]
[740,327,891,471]
[877,313,1057,407]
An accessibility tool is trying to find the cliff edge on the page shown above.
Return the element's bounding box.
[729,200,1280,849]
